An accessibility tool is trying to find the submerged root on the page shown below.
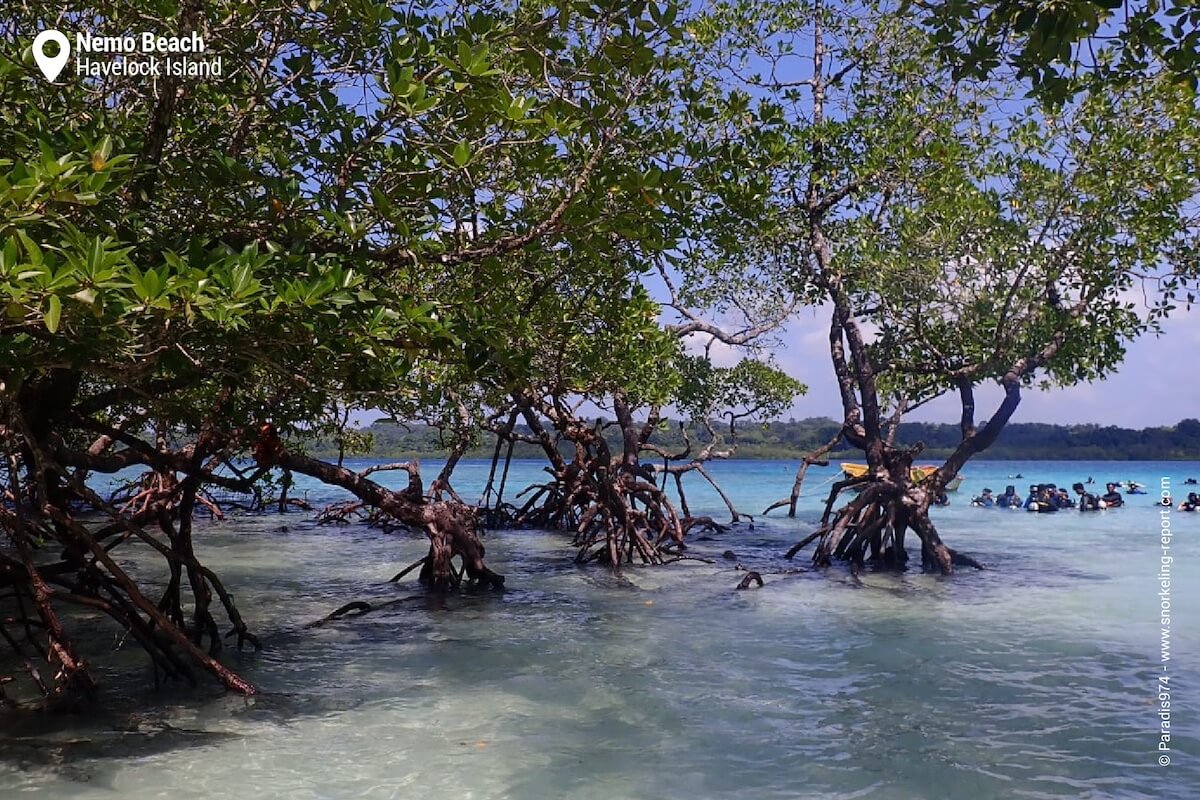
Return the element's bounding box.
[681,516,729,536]
[735,571,764,590]
[308,601,373,627]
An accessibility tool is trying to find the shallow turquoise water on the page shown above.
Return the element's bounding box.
[1,459,1197,799]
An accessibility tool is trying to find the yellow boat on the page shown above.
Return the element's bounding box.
[840,462,964,492]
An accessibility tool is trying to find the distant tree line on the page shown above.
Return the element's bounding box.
[316,417,1200,462]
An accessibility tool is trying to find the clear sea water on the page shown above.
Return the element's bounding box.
[1,459,1197,799]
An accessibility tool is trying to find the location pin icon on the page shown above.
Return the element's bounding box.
[33,30,70,82]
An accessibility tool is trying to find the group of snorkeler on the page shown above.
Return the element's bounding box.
[971,484,1088,512]
[969,480,1200,512]
[1070,482,1123,511]
[971,484,1079,511]
[1165,492,1200,511]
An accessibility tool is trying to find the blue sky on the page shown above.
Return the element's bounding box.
[769,304,1200,426]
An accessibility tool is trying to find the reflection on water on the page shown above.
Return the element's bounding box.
[2,460,1197,798]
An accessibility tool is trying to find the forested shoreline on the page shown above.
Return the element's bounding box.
[310,418,1200,462]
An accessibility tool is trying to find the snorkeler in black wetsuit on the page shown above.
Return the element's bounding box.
[971,488,995,507]
[1023,485,1039,510]
[995,485,1019,508]
[1073,482,1102,511]
[1101,483,1124,508]
[1024,485,1058,513]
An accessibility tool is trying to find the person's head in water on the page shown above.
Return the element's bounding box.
[1004,485,1016,496]
[1073,482,1085,495]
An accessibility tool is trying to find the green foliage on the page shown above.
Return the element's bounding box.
[917,0,1200,101]
[4,0,1188,480]
[0,0,712,442]
[857,79,1200,401]
[676,355,805,423]
[686,0,1200,418]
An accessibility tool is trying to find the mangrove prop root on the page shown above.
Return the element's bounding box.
[516,453,686,568]
[947,548,986,570]
[681,516,729,536]
[660,554,716,565]
[505,393,751,569]
[309,601,373,627]
[736,571,764,590]
[266,441,504,593]
[1,479,258,701]
[787,477,981,575]
[389,556,427,583]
